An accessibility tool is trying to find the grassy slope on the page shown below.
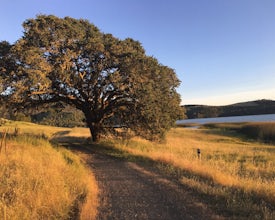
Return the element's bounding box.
[0,120,98,220]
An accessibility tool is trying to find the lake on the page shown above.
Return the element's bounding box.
[176,114,275,125]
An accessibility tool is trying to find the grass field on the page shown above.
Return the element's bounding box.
[103,123,275,219]
[1,119,275,219]
[46,121,275,219]
[0,120,98,220]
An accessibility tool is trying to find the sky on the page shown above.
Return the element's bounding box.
[0,0,274,106]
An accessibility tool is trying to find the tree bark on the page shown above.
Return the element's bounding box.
[88,123,101,142]
[84,110,102,142]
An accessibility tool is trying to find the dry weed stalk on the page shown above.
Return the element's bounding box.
[0,128,8,155]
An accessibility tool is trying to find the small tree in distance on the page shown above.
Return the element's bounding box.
[0,15,184,142]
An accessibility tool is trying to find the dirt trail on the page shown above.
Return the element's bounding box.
[58,137,225,220]
[77,148,225,220]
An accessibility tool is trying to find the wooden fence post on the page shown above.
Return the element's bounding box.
[197,148,201,160]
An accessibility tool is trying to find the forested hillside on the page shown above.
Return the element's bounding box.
[0,103,85,127]
[184,99,275,119]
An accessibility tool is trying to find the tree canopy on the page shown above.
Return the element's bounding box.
[0,15,184,142]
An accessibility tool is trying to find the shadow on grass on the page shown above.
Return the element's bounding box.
[51,135,154,164]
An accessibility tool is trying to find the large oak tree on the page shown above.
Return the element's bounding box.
[0,15,184,142]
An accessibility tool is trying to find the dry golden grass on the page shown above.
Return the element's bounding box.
[0,120,98,220]
[108,127,275,218]
[0,119,69,138]
[2,119,274,218]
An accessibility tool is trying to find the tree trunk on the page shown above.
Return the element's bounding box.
[88,123,101,142]
[83,109,103,142]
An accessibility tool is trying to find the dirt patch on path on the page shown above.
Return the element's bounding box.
[59,138,225,220]
[80,149,225,220]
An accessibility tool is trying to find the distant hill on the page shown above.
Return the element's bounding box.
[184,99,275,119]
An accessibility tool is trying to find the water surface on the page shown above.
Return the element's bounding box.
[177,114,275,125]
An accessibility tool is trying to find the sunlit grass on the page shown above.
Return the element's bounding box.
[0,120,98,219]
[107,127,275,219]
[2,119,274,218]
[0,119,69,138]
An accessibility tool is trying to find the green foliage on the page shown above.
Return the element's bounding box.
[0,41,14,87]
[0,15,184,142]
[185,105,221,119]
[32,107,85,127]
[12,112,31,122]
